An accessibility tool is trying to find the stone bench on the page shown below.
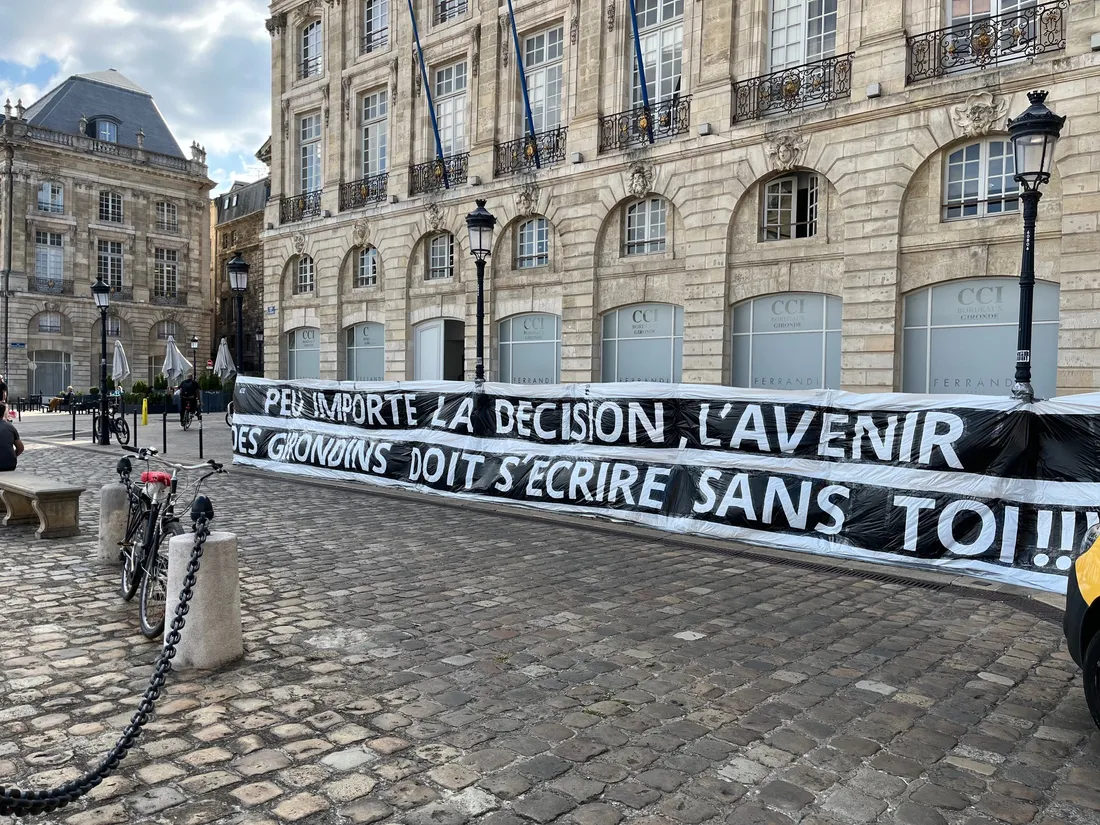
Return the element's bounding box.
[0,473,86,539]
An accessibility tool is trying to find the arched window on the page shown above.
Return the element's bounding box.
[28,351,72,397]
[516,218,549,268]
[902,278,1060,398]
[601,303,683,383]
[106,315,122,337]
[300,20,323,78]
[155,201,178,232]
[731,292,841,390]
[288,327,322,379]
[762,172,818,240]
[37,312,63,334]
[427,234,454,280]
[37,181,63,213]
[95,120,117,143]
[297,255,315,294]
[346,322,385,380]
[944,139,1019,220]
[625,198,667,255]
[356,247,380,287]
[413,319,465,380]
[156,321,178,340]
[499,313,560,384]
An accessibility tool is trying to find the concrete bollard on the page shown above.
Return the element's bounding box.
[164,531,243,670]
[97,483,130,564]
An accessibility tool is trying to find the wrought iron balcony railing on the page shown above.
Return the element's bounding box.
[340,173,389,210]
[598,98,692,152]
[28,277,73,295]
[494,127,568,176]
[435,0,467,25]
[409,153,469,196]
[152,290,188,307]
[362,27,389,54]
[299,56,323,79]
[155,221,179,234]
[732,54,853,122]
[110,285,134,301]
[280,190,323,224]
[906,1,1068,84]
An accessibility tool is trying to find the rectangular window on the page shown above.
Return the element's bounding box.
[156,201,178,232]
[363,0,390,52]
[97,121,117,143]
[97,240,124,290]
[427,234,454,280]
[106,315,122,337]
[524,27,564,133]
[769,0,837,70]
[436,0,468,24]
[632,0,683,106]
[297,256,315,293]
[357,248,379,287]
[34,231,64,280]
[301,20,323,77]
[99,191,123,223]
[434,62,467,156]
[37,182,63,213]
[38,311,63,333]
[625,199,667,255]
[362,90,389,176]
[517,218,550,268]
[154,248,179,297]
[944,140,1019,220]
[300,113,323,193]
[762,172,818,240]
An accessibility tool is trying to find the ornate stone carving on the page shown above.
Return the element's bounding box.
[342,77,352,121]
[265,12,287,36]
[952,92,1008,139]
[627,162,653,198]
[472,24,481,77]
[500,14,509,67]
[426,202,445,233]
[281,100,290,140]
[292,233,306,254]
[607,0,615,31]
[412,47,422,97]
[570,0,580,44]
[516,181,540,217]
[293,0,323,25]
[390,57,399,102]
[352,217,370,246]
[43,301,61,315]
[322,85,330,126]
[764,131,807,172]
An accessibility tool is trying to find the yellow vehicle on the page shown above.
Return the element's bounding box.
[1066,524,1100,728]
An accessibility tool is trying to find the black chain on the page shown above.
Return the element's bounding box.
[0,517,212,818]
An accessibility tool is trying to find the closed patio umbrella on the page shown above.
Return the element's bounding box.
[161,335,193,385]
[213,337,237,382]
[111,339,131,385]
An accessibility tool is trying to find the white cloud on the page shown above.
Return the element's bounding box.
[0,0,272,192]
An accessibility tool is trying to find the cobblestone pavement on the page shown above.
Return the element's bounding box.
[0,441,1097,825]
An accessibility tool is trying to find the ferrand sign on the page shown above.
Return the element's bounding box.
[231,377,1100,593]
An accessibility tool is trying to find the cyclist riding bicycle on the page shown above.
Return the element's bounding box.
[178,373,201,428]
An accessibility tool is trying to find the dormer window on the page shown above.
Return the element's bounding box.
[96,120,117,143]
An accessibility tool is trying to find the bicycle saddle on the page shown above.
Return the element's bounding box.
[140,471,173,485]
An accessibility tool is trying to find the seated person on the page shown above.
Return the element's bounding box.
[0,404,24,471]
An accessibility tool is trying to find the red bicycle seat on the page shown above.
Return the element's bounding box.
[140,471,172,485]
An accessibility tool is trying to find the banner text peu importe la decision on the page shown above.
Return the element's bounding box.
[231,377,1100,593]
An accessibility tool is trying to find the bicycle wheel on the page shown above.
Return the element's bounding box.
[113,417,131,446]
[225,402,233,428]
[182,410,192,431]
[119,501,146,601]
[139,521,184,639]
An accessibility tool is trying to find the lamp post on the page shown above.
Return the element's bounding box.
[465,199,497,383]
[1007,90,1065,403]
[91,274,111,445]
[189,335,199,367]
[227,251,250,375]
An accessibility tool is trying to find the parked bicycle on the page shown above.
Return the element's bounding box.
[116,456,152,603]
[119,446,226,638]
[225,399,234,428]
[181,397,202,431]
[92,403,131,446]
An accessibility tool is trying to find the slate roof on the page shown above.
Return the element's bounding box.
[216,177,271,225]
[23,69,185,158]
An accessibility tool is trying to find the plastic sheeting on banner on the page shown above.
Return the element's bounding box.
[230,378,1100,594]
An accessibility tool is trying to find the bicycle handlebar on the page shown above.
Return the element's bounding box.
[118,446,226,474]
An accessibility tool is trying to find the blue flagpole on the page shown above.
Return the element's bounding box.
[506,0,541,169]
[626,0,654,144]
[406,0,450,187]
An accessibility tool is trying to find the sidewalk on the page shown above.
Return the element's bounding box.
[0,438,1095,825]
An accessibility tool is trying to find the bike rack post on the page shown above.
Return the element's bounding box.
[71,407,76,441]
[133,410,139,449]
[199,414,204,459]
[162,408,167,455]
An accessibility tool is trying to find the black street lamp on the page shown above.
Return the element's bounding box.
[465,199,497,383]
[1007,90,1065,403]
[227,251,250,376]
[189,335,199,369]
[91,274,111,445]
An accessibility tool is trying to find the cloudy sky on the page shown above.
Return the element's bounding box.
[0,0,272,193]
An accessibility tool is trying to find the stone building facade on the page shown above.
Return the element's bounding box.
[214,175,271,375]
[0,70,213,398]
[262,0,1098,398]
